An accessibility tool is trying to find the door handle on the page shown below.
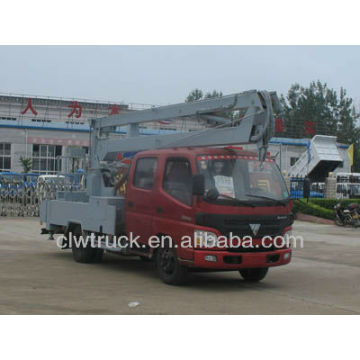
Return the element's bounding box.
[128,201,134,208]
[156,207,163,214]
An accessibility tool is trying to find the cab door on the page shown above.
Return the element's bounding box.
[125,157,158,246]
[153,157,195,259]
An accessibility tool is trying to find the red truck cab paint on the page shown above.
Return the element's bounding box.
[125,147,293,283]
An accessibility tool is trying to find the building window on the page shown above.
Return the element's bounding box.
[31,119,52,123]
[0,116,16,121]
[290,157,299,166]
[32,144,62,174]
[0,143,11,170]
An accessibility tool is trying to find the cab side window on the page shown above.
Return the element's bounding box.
[133,158,157,190]
[163,158,192,205]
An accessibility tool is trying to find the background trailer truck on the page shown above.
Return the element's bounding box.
[40,90,293,285]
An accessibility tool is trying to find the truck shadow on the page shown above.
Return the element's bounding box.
[183,272,280,291]
[52,251,281,291]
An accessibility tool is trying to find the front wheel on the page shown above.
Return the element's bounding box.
[156,245,188,285]
[239,268,268,282]
[139,255,152,262]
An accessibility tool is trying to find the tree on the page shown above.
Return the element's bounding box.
[184,88,233,125]
[185,89,223,103]
[19,156,32,173]
[281,81,334,138]
[204,90,223,99]
[336,88,359,145]
[280,81,360,171]
[185,89,203,103]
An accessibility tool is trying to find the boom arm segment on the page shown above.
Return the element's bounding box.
[89,90,281,168]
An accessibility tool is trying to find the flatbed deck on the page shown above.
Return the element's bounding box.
[40,192,125,235]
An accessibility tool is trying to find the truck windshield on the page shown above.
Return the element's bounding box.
[197,155,289,205]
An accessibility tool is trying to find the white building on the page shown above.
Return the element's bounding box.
[0,93,203,174]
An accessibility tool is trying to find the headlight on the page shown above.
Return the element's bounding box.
[283,230,292,239]
[282,230,292,247]
[283,252,291,261]
[194,230,218,248]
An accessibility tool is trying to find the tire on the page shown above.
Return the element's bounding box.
[239,268,268,282]
[156,244,188,285]
[72,243,96,263]
[92,248,104,263]
[139,255,152,262]
[71,229,104,264]
[335,218,344,226]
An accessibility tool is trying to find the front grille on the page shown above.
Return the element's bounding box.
[195,213,293,241]
[223,218,281,238]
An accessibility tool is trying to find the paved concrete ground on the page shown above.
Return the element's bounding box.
[0,217,359,314]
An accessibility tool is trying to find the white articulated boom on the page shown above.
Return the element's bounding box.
[89,90,281,169]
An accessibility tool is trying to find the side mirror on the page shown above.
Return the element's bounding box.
[205,188,219,200]
[192,174,205,196]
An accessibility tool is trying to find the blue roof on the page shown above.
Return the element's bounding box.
[269,137,310,146]
[0,119,177,136]
[269,137,349,149]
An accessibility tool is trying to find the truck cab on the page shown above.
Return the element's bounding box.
[125,147,293,283]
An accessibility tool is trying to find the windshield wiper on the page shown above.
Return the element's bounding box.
[245,193,289,206]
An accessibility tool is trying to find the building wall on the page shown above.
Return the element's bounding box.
[0,93,203,174]
[0,94,128,125]
[0,127,90,173]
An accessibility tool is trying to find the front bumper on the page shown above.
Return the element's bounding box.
[182,248,291,269]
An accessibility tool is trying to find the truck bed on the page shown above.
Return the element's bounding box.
[40,191,125,235]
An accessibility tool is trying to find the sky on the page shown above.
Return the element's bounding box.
[0,46,360,106]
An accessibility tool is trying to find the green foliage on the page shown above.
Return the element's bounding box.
[281,81,360,171]
[310,198,360,210]
[185,89,204,103]
[292,198,360,220]
[185,89,223,103]
[19,156,32,173]
[204,90,223,99]
[185,88,233,123]
[292,199,335,220]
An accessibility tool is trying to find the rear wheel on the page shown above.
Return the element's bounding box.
[72,243,96,263]
[91,248,104,263]
[71,229,104,264]
[139,255,152,262]
[239,268,268,282]
[156,244,188,285]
